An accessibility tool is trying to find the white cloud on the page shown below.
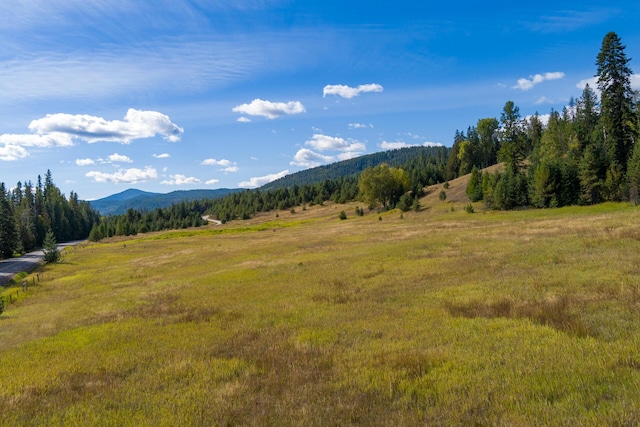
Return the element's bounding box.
[305,133,365,153]
[349,123,372,129]
[0,144,29,161]
[29,108,184,143]
[161,174,201,185]
[205,179,220,185]
[513,72,565,91]
[237,117,251,123]
[290,148,335,168]
[379,140,443,150]
[534,96,554,105]
[0,133,74,147]
[202,158,231,166]
[108,153,133,163]
[232,99,305,119]
[238,170,288,188]
[323,83,383,99]
[75,158,95,166]
[201,158,238,172]
[578,74,640,92]
[153,153,170,158]
[86,167,158,184]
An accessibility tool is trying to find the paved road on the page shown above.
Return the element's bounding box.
[0,242,83,286]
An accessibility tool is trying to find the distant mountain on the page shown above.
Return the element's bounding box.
[89,188,242,215]
[260,145,449,190]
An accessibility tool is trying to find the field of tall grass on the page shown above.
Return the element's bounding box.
[2,193,640,425]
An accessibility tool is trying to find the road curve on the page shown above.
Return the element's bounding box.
[0,241,84,286]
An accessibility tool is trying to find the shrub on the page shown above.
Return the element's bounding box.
[439,190,447,202]
[465,203,475,213]
[339,211,347,220]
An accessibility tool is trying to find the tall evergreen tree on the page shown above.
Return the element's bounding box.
[498,101,527,174]
[596,32,635,172]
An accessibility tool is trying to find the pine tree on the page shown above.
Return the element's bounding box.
[42,229,61,263]
[596,32,635,172]
[0,183,18,259]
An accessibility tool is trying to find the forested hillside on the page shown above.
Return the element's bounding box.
[261,145,449,190]
[0,170,100,259]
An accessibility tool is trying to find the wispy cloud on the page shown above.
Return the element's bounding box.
[349,123,372,129]
[205,178,220,185]
[160,174,201,185]
[524,9,616,33]
[238,170,288,188]
[86,167,158,184]
[232,99,305,119]
[153,153,171,159]
[323,83,383,99]
[513,72,565,91]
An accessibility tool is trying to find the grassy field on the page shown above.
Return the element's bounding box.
[2,182,640,425]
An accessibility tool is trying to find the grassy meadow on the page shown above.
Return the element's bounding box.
[2,182,640,425]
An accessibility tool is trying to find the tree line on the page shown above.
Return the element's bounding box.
[457,32,640,209]
[0,170,100,259]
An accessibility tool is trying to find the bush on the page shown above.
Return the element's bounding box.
[339,211,347,220]
[439,190,447,202]
[465,203,475,213]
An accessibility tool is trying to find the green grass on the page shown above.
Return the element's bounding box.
[2,200,640,425]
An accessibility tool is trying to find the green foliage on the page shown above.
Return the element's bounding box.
[358,163,410,209]
[0,171,100,258]
[627,141,640,205]
[597,31,635,170]
[0,295,4,316]
[466,167,483,202]
[338,210,347,220]
[465,203,475,213]
[42,230,61,264]
[439,190,447,202]
[498,101,528,175]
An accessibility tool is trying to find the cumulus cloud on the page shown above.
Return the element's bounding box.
[237,117,251,123]
[108,153,133,163]
[0,144,29,161]
[153,153,171,158]
[290,148,335,168]
[29,108,184,143]
[379,141,443,150]
[75,158,95,166]
[160,174,201,185]
[0,109,183,161]
[238,170,288,188]
[513,72,565,91]
[305,134,365,153]
[232,99,305,119]
[323,83,383,99]
[86,167,158,184]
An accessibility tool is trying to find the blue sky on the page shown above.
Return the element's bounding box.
[1,1,639,200]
